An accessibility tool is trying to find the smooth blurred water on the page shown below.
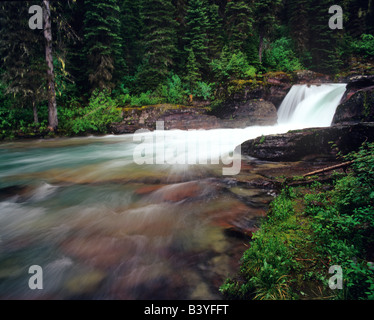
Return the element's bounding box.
[0,84,346,299]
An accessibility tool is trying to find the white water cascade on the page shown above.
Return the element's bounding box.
[131,83,348,171]
[0,83,348,300]
[277,83,347,127]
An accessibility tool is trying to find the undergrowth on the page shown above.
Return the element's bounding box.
[220,142,374,300]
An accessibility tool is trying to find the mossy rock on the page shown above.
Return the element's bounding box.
[332,88,374,124]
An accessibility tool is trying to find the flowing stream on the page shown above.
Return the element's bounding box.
[0,84,346,299]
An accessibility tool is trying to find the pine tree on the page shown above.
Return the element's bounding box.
[345,0,369,37]
[137,0,178,91]
[0,1,46,124]
[120,0,142,75]
[206,2,224,61]
[83,0,124,91]
[288,0,310,56]
[184,0,210,73]
[225,0,253,52]
[64,0,87,93]
[308,0,342,74]
[185,49,201,93]
[253,0,282,63]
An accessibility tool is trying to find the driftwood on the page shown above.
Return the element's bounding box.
[303,161,354,178]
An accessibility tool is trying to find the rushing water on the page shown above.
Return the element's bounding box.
[0,84,346,300]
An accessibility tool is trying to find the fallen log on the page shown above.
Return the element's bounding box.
[303,161,354,178]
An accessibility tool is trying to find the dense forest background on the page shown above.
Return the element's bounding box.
[0,0,373,137]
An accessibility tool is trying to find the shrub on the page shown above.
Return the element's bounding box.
[263,37,303,72]
[194,81,215,100]
[163,74,186,104]
[211,48,257,82]
[60,90,121,135]
[221,142,374,300]
[351,34,374,59]
[130,91,163,106]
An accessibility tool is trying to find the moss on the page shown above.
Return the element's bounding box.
[363,91,370,118]
[263,71,293,82]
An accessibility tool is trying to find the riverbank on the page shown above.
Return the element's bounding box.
[220,141,374,300]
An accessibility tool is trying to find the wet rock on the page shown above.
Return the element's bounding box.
[241,123,374,162]
[150,181,209,202]
[65,270,106,295]
[332,88,374,124]
[229,187,262,198]
[111,263,188,299]
[61,236,137,269]
[0,185,31,200]
[263,72,294,107]
[134,184,166,195]
[230,100,278,126]
[294,70,332,84]
[212,99,278,127]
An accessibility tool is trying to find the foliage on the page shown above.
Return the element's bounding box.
[225,0,253,52]
[59,90,121,135]
[136,0,178,91]
[211,48,257,83]
[303,143,374,299]
[194,81,214,100]
[221,142,374,300]
[162,74,186,104]
[220,187,301,300]
[263,37,303,72]
[184,0,210,73]
[185,49,201,93]
[1,0,374,137]
[83,0,124,91]
[351,34,374,59]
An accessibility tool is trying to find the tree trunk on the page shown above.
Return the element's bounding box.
[32,102,39,124]
[258,32,264,64]
[43,0,58,131]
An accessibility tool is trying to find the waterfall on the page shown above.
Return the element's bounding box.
[0,83,349,300]
[129,83,347,174]
[277,83,347,127]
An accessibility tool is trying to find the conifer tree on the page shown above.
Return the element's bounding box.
[65,0,87,92]
[185,49,201,93]
[0,2,46,124]
[308,0,342,74]
[288,0,310,56]
[137,0,178,91]
[120,0,142,75]
[225,0,253,52]
[83,0,124,91]
[206,2,224,61]
[184,0,210,73]
[253,0,282,63]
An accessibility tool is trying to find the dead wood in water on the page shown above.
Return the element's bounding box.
[302,161,354,178]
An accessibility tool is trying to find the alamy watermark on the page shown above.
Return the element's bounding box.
[28,265,43,290]
[329,5,344,30]
[328,265,343,290]
[132,121,242,176]
[28,5,43,30]
[29,4,344,30]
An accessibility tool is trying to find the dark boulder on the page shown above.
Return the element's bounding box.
[212,99,278,128]
[332,75,374,125]
[224,100,278,127]
[332,88,374,124]
[240,123,374,162]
